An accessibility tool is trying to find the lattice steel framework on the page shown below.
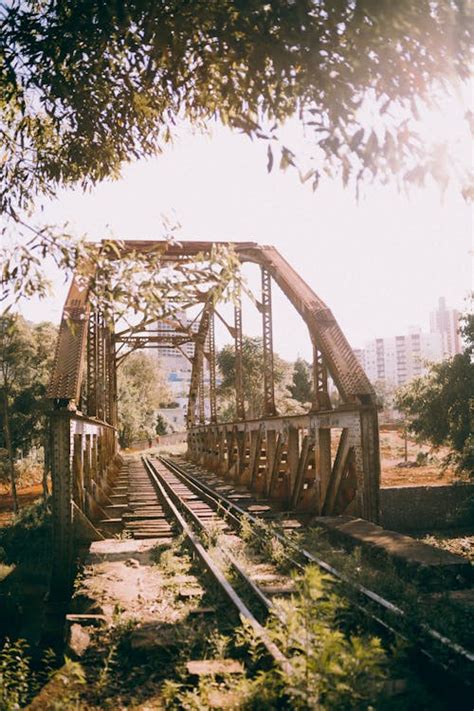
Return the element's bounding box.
[86,312,98,416]
[198,364,206,425]
[234,296,245,420]
[208,308,217,423]
[312,342,331,411]
[261,266,277,417]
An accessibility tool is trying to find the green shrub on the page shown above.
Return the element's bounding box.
[0,639,32,710]
[0,499,51,566]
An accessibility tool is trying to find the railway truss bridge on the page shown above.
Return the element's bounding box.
[47,240,381,595]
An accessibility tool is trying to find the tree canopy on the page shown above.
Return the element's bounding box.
[217,336,304,419]
[0,314,58,508]
[1,0,471,218]
[117,351,170,447]
[289,357,313,404]
[395,311,474,474]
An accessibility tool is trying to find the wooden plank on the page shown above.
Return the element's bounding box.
[250,426,264,489]
[268,433,284,497]
[186,660,244,676]
[318,428,332,506]
[290,434,310,509]
[322,429,350,515]
[287,426,299,494]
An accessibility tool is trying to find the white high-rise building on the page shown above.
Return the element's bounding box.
[429,297,462,358]
[356,297,462,389]
[154,311,199,372]
[360,330,443,387]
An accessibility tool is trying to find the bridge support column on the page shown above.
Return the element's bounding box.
[49,412,119,598]
[50,412,73,599]
[359,409,381,522]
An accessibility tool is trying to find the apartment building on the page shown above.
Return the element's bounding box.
[429,297,462,358]
[356,297,460,388]
[360,329,443,387]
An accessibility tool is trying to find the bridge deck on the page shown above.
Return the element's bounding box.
[100,457,173,539]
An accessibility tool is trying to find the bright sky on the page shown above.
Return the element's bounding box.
[15,108,473,362]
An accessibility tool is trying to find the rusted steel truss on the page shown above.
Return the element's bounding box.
[234,296,245,420]
[48,239,381,591]
[261,266,277,417]
[208,308,217,423]
[187,407,377,520]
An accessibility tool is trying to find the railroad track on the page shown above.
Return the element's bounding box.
[142,454,295,672]
[140,454,473,703]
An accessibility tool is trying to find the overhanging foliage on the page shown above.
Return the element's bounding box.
[1,0,472,217]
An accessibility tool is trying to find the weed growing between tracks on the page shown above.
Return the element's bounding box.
[159,566,434,710]
[298,526,474,654]
[155,527,436,709]
[238,511,473,654]
[10,524,446,709]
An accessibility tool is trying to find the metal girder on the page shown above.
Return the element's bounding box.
[198,364,206,425]
[87,311,98,416]
[97,313,106,421]
[234,297,245,420]
[261,267,277,417]
[239,245,375,404]
[47,277,89,403]
[312,342,331,411]
[187,301,212,428]
[49,241,375,407]
[208,309,217,423]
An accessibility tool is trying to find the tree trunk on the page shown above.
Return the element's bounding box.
[1,388,18,513]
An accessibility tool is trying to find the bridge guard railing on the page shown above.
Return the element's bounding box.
[187,406,380,523]
[49,411,120,598]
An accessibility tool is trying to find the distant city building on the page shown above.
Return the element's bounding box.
[356,297,461,389]
[429,297,462,358]
[360,329,443,387]
[154,311,211,430]
[154,311,198,371]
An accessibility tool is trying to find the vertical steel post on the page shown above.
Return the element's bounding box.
[186,306,211,429]
[104,325,111,424]
[234,296,245,420]
[198,363,206,425]
[359,408,381,522]
[311,342,331,411]
[311,341,332,509]
[49,412,73,599]
[97,313,105,421]
[261,267,276,416]
[208,308,217,423]
[109,331,118,428]
[87,311,98,417]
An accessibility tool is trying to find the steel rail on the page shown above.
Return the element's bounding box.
[160,455,408,637]
[144,456,284,617]
[147,457,276,614]
[159,456,474,674]
[141,456,291,673]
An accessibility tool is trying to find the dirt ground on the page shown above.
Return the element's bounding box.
[378,428,461,488]
[0,483,44,526]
